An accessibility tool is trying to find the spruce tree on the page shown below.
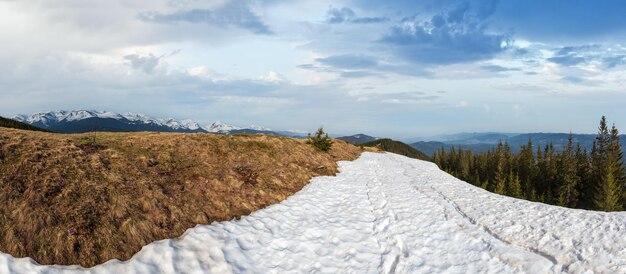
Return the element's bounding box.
[595,162,622,211]
[508,172,523,199]
[518,138,536,199]
[558,134,579,207]
[495,176,506,195]
[591,116,611,210]
[543,143,557,204]
[575,144,592,209]
[494,143,507,195]
[608,125,626,207]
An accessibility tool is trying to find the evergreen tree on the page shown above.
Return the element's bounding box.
[508,172,523,199]
[495,176,506,195]
[307,127,333,151]
[595,162,622,211]
[609,125,626,207]
[518,138,536,199]
[543,143,557,204]
[575,144,592,209]
[558,134,579,207]
[494,143,507,194]
[591,116,611,210]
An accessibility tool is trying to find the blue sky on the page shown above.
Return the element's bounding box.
[1,0,626,138]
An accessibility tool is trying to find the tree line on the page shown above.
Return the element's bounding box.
[433,116,625,211]
[0,116,50,132]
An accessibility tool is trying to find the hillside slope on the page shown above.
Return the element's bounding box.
[0,128,361,267]
[5,152,625,273]
[363,138,431,161]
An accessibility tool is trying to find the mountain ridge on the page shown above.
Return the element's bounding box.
[337,134,378,144]
[12,110,304,136]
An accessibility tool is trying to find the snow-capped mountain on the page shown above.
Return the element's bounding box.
[11,110,292,135]
[13,110,116,127]
[202,121,243,133]
[248,125,272,131]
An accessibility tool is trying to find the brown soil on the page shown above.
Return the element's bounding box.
[0,128,364,267]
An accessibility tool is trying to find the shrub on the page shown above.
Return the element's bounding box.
[307,127,333,152]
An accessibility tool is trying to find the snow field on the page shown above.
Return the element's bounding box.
[0,152,624,273]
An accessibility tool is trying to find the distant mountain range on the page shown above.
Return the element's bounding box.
[11,111,620,158]
[404,132,519,144]
[337,134,378,144]
[410,132,622,157]
[11,110,306,137]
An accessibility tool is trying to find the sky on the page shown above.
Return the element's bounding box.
[1,0,626,138]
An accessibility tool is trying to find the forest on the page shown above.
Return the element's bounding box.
[433,116,625,212]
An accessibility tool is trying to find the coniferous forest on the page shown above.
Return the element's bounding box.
[434,116,626,212]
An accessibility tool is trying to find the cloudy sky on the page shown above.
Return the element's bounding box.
[1,0,626,138]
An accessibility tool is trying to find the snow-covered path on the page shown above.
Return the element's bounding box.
[3,152,626,273]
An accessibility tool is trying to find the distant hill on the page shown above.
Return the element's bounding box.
[337,134,378,144]
[411,132,626,157]
[409,141,446,157]
[445,133,511,145]
[0,116,51,132]
[405,132,518,144]
[410,141,497,157]
[363,138,431,161]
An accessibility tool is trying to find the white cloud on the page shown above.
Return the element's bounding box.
[261,71,286,83]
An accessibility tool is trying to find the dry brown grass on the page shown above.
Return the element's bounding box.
[0,128,362,267]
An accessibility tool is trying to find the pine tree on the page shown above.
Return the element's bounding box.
[608,124,626,207]
[494,143,507,195]
[508,172,523,199]
[495,176,506,195]
[595,161,623,211]
[575,144,592,209]
[535,144,544,199]
[543,143,557,204]
[591,116,611,210]
[558,134,579,207]
[307,127,332,151]
[518,138,536,199]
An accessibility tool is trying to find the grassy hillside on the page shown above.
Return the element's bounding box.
[363,138,431,161]
[0,116,50,132]
[0,128,361,266]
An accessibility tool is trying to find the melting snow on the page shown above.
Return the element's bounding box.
[1,152,625,273]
